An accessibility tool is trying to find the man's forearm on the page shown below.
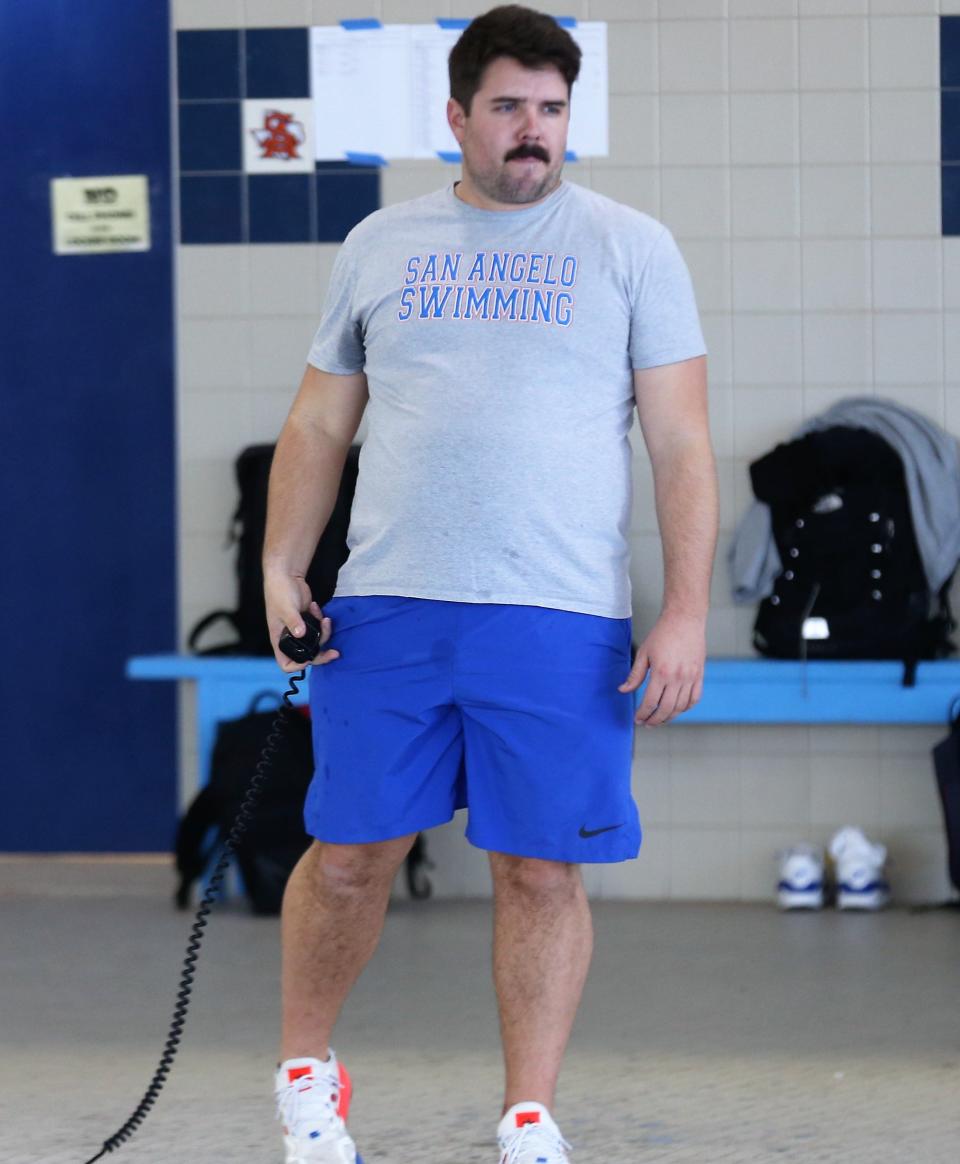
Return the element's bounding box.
[652,438,719,620]
[263,417,352,579]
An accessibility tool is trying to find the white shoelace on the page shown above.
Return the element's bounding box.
[276,1067,342,1140]
[500,1123,572,1163]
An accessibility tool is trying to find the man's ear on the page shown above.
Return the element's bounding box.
[447,97,467,144]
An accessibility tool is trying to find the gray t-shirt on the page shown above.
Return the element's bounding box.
[307,180,706,619]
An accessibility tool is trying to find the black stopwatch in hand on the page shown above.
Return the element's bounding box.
[278,611,324,664]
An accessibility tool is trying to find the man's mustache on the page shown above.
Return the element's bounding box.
[505,145,549,163]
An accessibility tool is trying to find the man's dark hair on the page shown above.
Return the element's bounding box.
[448,5,582,114]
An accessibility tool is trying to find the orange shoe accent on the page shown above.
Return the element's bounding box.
[336,1061,353,1120]
[516,1111,541,1128]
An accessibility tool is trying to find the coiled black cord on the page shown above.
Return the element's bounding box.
[81,668,307,1164]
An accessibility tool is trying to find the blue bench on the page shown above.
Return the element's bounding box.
[127,656,960,787]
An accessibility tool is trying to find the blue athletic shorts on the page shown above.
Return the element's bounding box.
[304,595,641,863]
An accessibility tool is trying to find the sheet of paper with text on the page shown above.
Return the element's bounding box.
[311,21,608,163]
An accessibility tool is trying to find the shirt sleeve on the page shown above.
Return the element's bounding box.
[306,237,366,374]
[628,226,707,371]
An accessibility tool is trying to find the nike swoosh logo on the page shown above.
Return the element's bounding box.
[579,823,624,839]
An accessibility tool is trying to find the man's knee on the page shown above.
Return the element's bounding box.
[304,835,416,898]
[490,853,583,902]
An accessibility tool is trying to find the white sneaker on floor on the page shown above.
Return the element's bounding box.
[497,1102,571,1163]
[777,843,825,909]
[829,826,890,910]
[274,1052,362,1164]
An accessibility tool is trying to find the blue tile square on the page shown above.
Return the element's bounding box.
[943,167,960,236]
[941,16,960,89]
[179,102,242,172]
[177,30,241,99]
[245,27,310,99]
[248,174,312,243]
[316,170,380,242]
[942,91,960,163]
[180,176,243,243]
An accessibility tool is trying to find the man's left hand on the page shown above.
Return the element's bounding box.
[618,611,707,727]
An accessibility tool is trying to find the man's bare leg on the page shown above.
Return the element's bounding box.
[488,853,593,1113]
[280,834,417,1061]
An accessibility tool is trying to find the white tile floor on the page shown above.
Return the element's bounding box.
[3,856,959,1163]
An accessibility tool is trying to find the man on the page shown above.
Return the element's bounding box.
[263,7,718,1162]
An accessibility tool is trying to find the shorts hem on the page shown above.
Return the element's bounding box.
[306,809,456,846]
[465,829,642,865]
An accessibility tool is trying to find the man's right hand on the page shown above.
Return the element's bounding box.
[264,571,341,673]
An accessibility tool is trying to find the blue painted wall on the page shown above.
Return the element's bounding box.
[176,28,380,244]
[0,1,177,850]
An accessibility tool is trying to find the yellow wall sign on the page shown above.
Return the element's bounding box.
[51,175,150,254]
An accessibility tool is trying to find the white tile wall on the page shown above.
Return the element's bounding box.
[589,165,660,212]
[701,312,733,381]
[874,2,937,15]
[660,167,730,237]
[802,240,871,310]
[381,0,450,21]
[944,243,960,309]
[661,95,729,164]
[809,754,882,830]
[730,0,796,14]
[707,382,735,455]
[801,1,867,14]
[731,315,803,386]
[873,312,942,382]
[800,93,870,163]
[731,168,800,237]
[660,0,721,17]
[596,94,660,165]
[174,0,244,29]
[173,0,960,902]
[659,20,728,92]
[870,16,939,88]
[177,247,251,317]
[245,0,311,27]
[871,164,941,235]
[730,94,798,165]
[729,20,798,92]
[248,316,321,388]
[802,312,873,383]
[799,19,869,90]
[178,319,253,391]
[606,19,658,94]
[800,166,870,236]
[588,0,658,19]
[870,90,940,161]
[731,240,802,310]
[680,240,732,310]
[872,239,942,309]
[380,161,456,206]
[247,245,325,317]
[945,314,960,379]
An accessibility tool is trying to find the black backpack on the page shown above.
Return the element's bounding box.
[188,443,361,656]
[174,691,315,915]
[173,697,435,914]
[750,426,955,682]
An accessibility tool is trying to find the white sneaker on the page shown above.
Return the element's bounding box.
[274,1052,362,1164]
[497,1102,571,1163]
[777,843,825,909]
[829,826,890,910]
